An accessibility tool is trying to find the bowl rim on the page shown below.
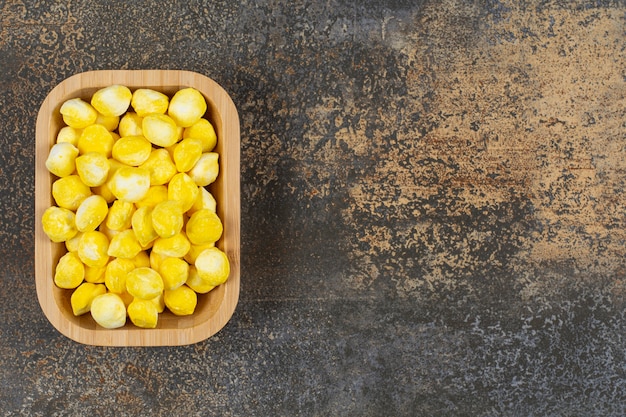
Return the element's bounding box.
[34,69,240,346]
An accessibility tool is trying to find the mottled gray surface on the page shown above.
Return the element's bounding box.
[2,0,626,415]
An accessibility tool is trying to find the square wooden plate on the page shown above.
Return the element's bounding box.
[34,70,240,346]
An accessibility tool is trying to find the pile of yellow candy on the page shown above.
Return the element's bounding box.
[42,85,230,329]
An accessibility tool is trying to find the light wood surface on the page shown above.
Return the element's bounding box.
[35,70,240,346]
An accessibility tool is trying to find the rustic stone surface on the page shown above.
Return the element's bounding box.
[1,0,626,415]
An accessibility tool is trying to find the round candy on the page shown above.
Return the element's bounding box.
[168,87,207,127]
[159,257,189,290]
[112,135,152,166]
[183,118,217,152]
[186,265,215,294]
[75,152,110,187]
[77,124,114,156]
[188,152,219,187]
[151,200,183,238]
[118,112,143,137]
[108,166,151,203]
[42,206,77,243]
[77,231,109,268]
[70,282,106,316]
[91,293,127,329]
[131,206,159,247]
[186,209,223,246]
[139,148,177,186]
[126,267,164,300]
[195,247,230,286]
[127,298,159,329]
[152,233,190,258]
[173,138,203,173]
[60,98,98,129]
[107,229,143,259]
[75,195,109,233]
[142,114,179,147]
[45,142,79,177]
[52,175,92,211]
[91,85,132,117]
[105,258,135,294]
[131,88,169,117]
[167,173,199,212]
[164,285,197,316]
[54,251,85,289]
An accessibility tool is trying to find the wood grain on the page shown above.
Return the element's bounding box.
[34,70,240,346]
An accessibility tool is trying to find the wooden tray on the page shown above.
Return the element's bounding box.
[34,70,240,346]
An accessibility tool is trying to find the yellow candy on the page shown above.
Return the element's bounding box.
[60,98,98,129]
[91,85,132,117]
[131,88,169,117]
[142,113,179,147]
[105,258,135,293]
[131,206,158,247]
[84,265,106,284]
[195,247,230,286]
[186,265,216,294]
[77,230,109,268]
[106,200,135,231]
[131,250,151,268]
[188,152,219,186]
[163,142,176,159]
[158,257,189,290]
[112,135,152,166]
[148,292,165,313]
[54,251,85,289]
[126,267,164,300]
[173,138,203,173]
[65,231,83,252]
[91,293,126,329]
[77,124,114,157]
[98,221,120,242]
[95,113,120,131]
[107,229,142,259]
[184,242,215,265]
[188,187,217,215]
[168,173,199,212]
[52,175,91,211]
[45,85,229,328]
[183,118,217,152]
[164,285,197,316]
[75,152,110,187]
[75,195,109,232]
[70,282,106,315]
[127,298,159,328]
[92,181,116,204]
[118,112,143,137]
[45,142,79,177]
[119,291,135,310]
[42,206,77,243]
[168,87,207,127]
[56,126,82,146]
[152,233,191,258]
[151,200,183,238]
[107,157,127,176]
[186,209,223,246]
[139,148,177,186]
[108,166,151,203]
[149,249,168,272]
[140,237,155,251]
[135,185,168,209]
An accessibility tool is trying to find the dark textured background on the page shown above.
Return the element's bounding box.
[2,0,626,415]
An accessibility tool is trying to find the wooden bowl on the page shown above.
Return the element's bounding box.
[34,70,240,346]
